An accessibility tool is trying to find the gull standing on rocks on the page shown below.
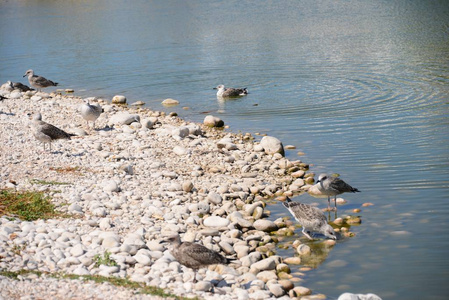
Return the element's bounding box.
[163,234,229,283]
[316,174,360,211]
[214,85,248,98]
[283,197,337,240]
[7,80,34,92]
[23,69,58,92]
[31,112,72,152]
[80,98,103,129]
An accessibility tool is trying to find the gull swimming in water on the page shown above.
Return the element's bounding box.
[316,174,360,211]
[214,85,248,98]
[283,197,337,240]
[163,234,229,283]
[23,69,58,92]
[7,80,34,92]
[80,98,103,129]
[31,112,72,152]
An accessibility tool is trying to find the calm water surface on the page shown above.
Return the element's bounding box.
[1,1,448,299]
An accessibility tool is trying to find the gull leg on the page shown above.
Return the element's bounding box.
[333,196,338,211]
[302,227,314,240]
[327,196,332,211]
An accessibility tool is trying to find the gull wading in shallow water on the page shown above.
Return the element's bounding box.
[23,69,58,92]
[30,112,72,152]
[316,174,360,211]
[163,234,229,283]
[214,84,248,98]
[283,197,337,240]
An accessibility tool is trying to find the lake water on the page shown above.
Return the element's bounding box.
[1,1,448,299]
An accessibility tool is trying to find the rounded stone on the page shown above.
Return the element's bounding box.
[204,115,224,127]
[161,98,179,106]
[112,95,126,104]
[182,181,194,192]
[253,219,278,232]
[260,136,285,156]
[203,216,230,228]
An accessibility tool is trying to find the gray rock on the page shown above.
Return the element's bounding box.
[195,281,212,292]
[338,293,382,300]
[253,219,278,232]
[260,136,285,156]
[204,115,224,127]
[207,192,223,205]
[112,95,126,104]
[250,257,276,272]
[109,112,140,125]
[161,98,179,106]
[203,216,230,228]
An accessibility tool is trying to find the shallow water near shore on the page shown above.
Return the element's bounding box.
[1,0,449,299]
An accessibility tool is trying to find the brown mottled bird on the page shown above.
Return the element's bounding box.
[7,80,34,92]
[283,197,337,240]
[164,234,229,283]
[31,112,72,152]
[214,84,248,98]
[23,69,58,92]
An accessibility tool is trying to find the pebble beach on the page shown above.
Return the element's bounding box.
[0,87,377,300]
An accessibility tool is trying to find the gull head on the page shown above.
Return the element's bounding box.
[214,85,225,91]
[23,69,34,78]
[323,224,337,240]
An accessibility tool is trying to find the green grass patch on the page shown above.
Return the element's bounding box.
[0,270,199,300]
[30,179,71,186]
[0,189,63,221]
[94,251,117,267]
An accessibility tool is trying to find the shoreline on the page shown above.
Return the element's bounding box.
[1,88,329,299]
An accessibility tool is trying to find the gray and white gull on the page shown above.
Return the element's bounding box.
[283,197,337,240]
[31,112,72,152]
[316,174,360,211]
[7,80,34,92]
[80,98,103,129]
[23,69,58,92]
[163,234,229,282]
[214,84,248,98]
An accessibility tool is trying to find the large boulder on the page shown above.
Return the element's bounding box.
[260,136,285,156]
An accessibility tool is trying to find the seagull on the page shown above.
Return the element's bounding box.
[80,98,103,129]
[31,112,72,152]
[23,69,58,92]
[316,174,360,211]
[214,85,248,98]
[163,234,229,283]
[7,80,34,92]
[282,197,337,240]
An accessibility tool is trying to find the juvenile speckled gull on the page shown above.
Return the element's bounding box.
[164,234,229,282]
[31,112,72,152]
[7,80,34,92]
[23,69,58,92]
[214,84,248,97]
[80,98,103,129]
[283,197,337,240]
[316,174,360,211]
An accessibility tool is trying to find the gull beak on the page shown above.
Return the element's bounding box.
[213,87,217,90]
[23,74,26,77]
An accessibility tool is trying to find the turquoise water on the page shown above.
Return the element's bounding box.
[1,1,448,299]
